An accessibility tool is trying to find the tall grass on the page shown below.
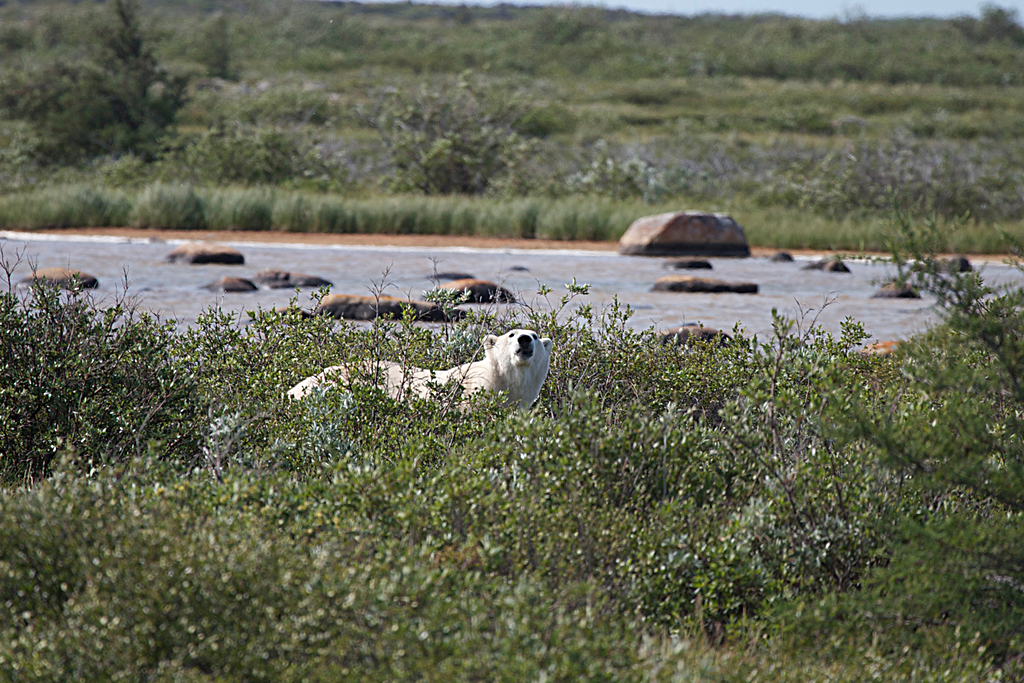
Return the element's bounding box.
[131,183,207,230]
[0,185,131,230]
[2,183,1022,253]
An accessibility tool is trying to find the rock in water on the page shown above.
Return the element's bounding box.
[618,212,750,257]
[769,251,795,262]
[167,243,245,265]
[666,259,713,270]
[18,267,99,289]
[202,277,258,292]
[316,294,462,322]
[428,271,476,281]
[941,256,973,273]
[803,259,850,273]
[251,270,332,289]
[652,276,758,294]
[872,283,920,299]
[440,278,515,303]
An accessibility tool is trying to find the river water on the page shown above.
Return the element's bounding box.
[3,230,1021,342]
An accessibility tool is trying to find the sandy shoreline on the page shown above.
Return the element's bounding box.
[14,227,1017,262]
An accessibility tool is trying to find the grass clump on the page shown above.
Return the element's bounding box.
[131,183,206,230]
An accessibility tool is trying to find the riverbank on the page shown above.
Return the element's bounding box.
[30,227,1017,265]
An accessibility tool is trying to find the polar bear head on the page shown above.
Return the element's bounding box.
[479,328,553,409]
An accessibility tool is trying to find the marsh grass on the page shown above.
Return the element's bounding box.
[131,183,207,230]
[2,184,1021,253]
[0,185,131,230]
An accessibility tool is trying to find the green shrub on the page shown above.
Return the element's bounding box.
[168,126,338,187]
[197,13,232,79]
[0,269,202,483]
[364,82,532,195]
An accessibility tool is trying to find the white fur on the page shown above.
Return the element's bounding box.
[287,329,553,410]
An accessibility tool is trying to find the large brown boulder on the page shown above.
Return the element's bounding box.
[618,212,750,257]
[652,276,758,294]
[167,243,245,265]
[440,278,516,303]
[18,267,99,289]
[316,294,463,322]
[202,277,258,292]
[658,325,731,346]
[251,269,333,289]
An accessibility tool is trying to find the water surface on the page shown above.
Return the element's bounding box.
[3,231,1020,341]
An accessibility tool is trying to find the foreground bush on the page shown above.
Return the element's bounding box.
[1,224,1023,677]
[0,253,202,483]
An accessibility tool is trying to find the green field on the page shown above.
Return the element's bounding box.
[2,0,1024,250]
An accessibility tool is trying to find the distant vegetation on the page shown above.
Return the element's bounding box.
[2,0,1024,248]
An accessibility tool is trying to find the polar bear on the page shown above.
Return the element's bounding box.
[287,329,553,410]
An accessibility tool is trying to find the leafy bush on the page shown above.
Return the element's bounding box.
[197,13,233,80]
[0,256,202,483]
[165,125,337,187]
[363,82,532,195]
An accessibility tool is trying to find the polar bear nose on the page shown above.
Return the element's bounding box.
[517,334,533,348]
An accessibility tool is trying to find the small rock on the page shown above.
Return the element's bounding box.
[167,243,244,265]
[941,256,973,273]
[18,267,98,289]
[666,258,713,270]
[507,265,530,272]
[803,259,850,273]
[658,325,731,346]
[203,277,258,292]
[440,278,516,303]
[858,341,902,356]
[18,266,97,288]
[769,251,794,262]
[316,294,462,322]
[619,211,750,257]
[429,271,476,281]
[652,276,758,294]
[251,269,332,289]
[872,283,920,299]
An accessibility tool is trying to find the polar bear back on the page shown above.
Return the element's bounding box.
[287,328,552,409]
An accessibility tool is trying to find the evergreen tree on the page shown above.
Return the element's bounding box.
[198,13,232,80]
[0,0,187,162]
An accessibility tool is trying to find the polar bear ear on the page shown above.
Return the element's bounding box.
[482,334,498,351]
[541,338,553,352]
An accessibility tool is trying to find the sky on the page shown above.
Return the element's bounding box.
[398,0,1024,20]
